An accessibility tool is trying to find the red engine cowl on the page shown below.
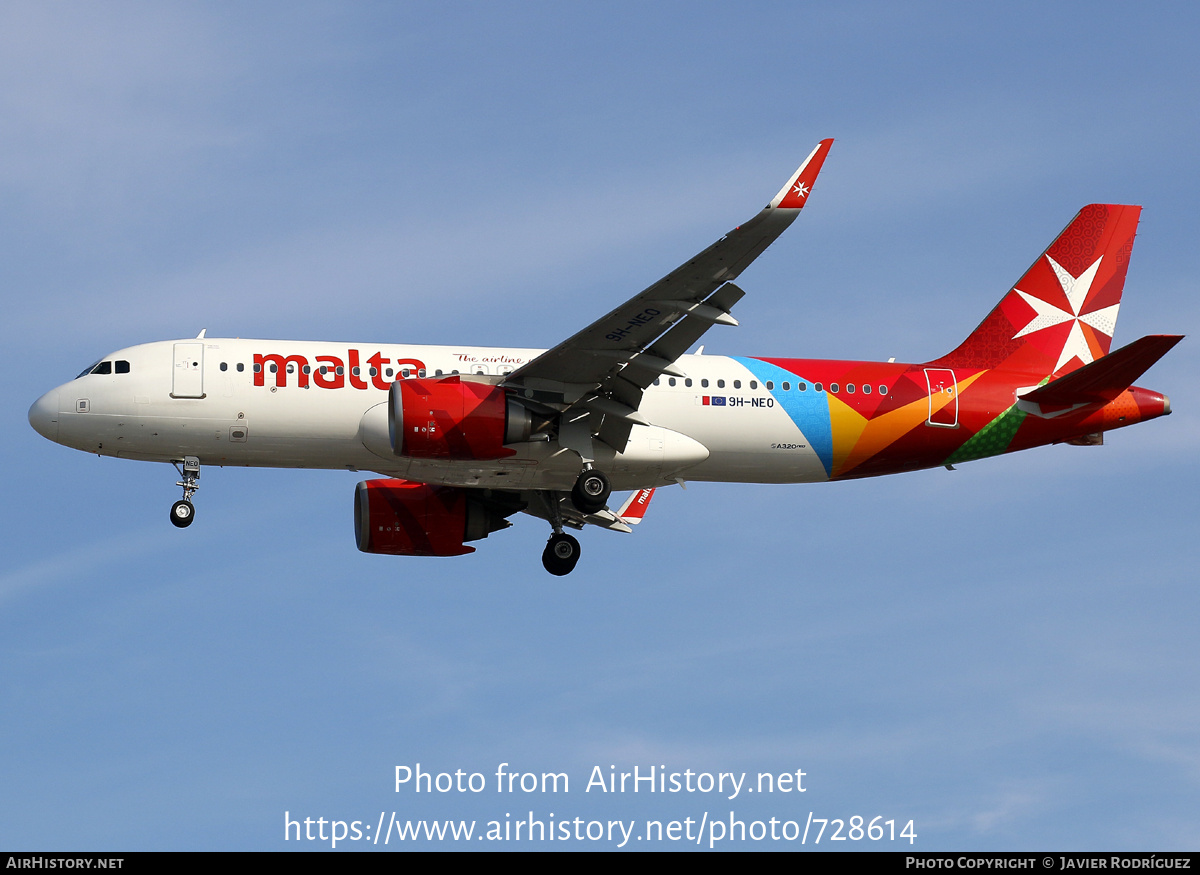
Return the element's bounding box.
[388,376,532,460]
[353,479,508,556]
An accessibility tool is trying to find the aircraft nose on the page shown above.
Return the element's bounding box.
[28,389,60,442]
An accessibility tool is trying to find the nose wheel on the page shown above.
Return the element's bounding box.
[542,532,581,576]
[170,499,195,528]
[170,456,201,529]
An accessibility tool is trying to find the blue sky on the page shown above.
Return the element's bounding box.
[3,2,1198,851]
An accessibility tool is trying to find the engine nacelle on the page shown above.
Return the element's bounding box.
[388,376,532,460]
[354,479,509,556]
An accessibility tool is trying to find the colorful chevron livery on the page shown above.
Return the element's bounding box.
[737,204,1177,482]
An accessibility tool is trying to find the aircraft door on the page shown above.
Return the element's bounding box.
[924,368,958,427]
[172,342,205,398]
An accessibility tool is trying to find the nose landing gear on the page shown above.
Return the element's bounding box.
[170,499,195,527]
[169,457,200,528]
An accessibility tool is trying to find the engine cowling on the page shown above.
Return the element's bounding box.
[354,479,509,556]
[388,376,532,460]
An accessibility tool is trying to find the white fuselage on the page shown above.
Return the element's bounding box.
[31,337,831,491]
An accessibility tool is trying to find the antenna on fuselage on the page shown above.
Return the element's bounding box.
[196,329,207,339]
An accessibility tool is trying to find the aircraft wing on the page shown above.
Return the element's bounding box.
[502,139,833,450]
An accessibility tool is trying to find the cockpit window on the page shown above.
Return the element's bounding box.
[90,361,112,376]
[76,360,102,379]
[115,360,130,374]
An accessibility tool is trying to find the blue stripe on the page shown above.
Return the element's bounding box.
[733,357,833,477]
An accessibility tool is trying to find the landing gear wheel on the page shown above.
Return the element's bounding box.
[570,469,610,514]
[170,458,200,529]
[170,499,195,528]
[542,533,581,576]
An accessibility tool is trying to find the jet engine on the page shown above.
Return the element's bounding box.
[388,376,534,460]
[354,479,513,556]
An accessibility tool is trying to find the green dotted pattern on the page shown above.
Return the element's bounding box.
[944,405,1028,465]
[944,377,1048,466]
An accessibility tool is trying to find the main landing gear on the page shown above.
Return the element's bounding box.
[570,467,610,515]
[539,468,612,575]
[542,532,581,576]
[169,456,200,528]
[539,487,586,576]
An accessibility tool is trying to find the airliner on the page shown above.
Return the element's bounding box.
[27,140,1181,575]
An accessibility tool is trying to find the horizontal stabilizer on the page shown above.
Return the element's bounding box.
[1019,335,1183,406]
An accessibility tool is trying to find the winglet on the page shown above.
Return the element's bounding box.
[616,488,656,525]
[770,138,834,210]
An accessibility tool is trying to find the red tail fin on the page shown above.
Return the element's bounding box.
[931,204,1141,376]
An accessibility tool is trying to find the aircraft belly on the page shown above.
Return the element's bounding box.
[677,420,827,483]
[393,423,709,492]
[76,391,376,469]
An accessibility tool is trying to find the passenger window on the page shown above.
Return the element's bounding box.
[879,385,888,395]
[237,363,245,372]
[435,369,443,376]
[401,368,410,378]
[846,384,855,394]
[352,367,360,376]
[253,363,262,373]
[783,381,790,391]
[685,378,692,387]
[335,366,344,376]
[750,380,758,389]
[220,362,228,372]
[798,382,807,391]
[303,365,311,375]
[385,368,393,377]
[862,384,871,394]
[815,382,824,392]
[419,369,427,378]
[733,380,741,389]
[116,360,130,374]
[654,378,661,386]
[701,379,709,388]
[270,364,278,373]
[369,367,378,377]
[717,379,725,389]
[668,378,677,387]
[286,364,295,374]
